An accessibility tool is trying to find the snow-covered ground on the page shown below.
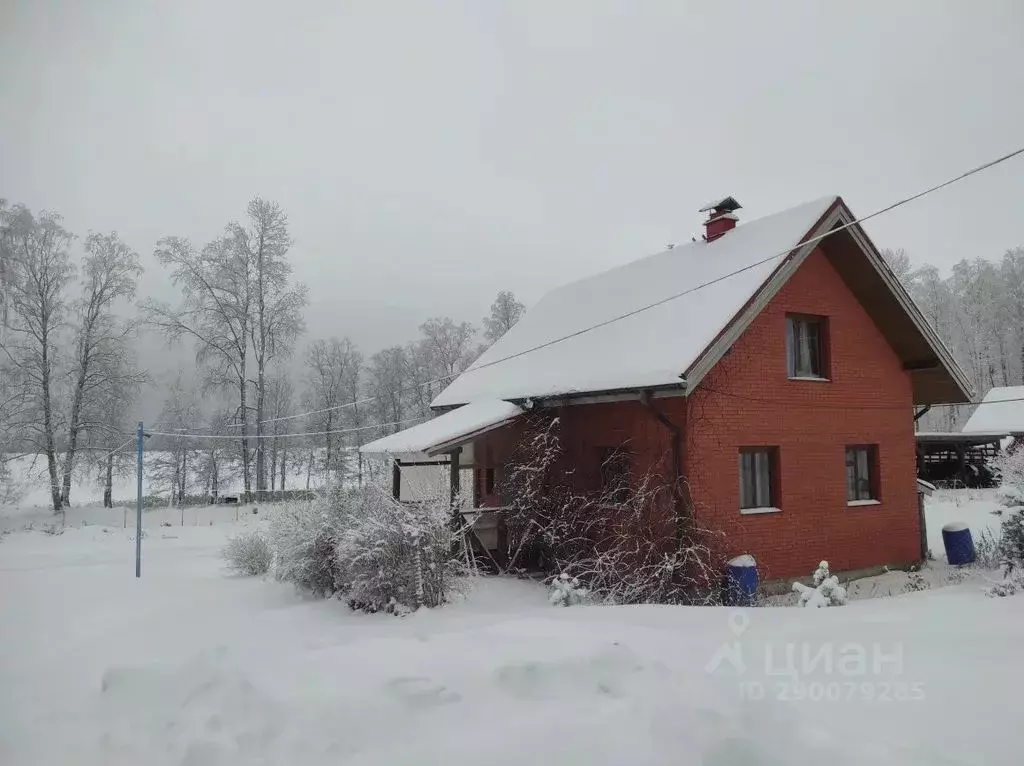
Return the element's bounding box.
[0,493,1020,765]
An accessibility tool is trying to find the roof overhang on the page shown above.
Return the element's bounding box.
[915,431,1006,445]
[360,399,524,460]
[683,198,974,405]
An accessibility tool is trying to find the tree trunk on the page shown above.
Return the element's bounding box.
[103,452,114,508]
[255,366,266,499]
[40,334,62,512]
[306,446,313,490]
[270,436,278,492]
[180,447,188,503]
[254,235,267,501]
[239,371,251,502]
[211,453,219,501]
[60,332,91,507]
[280,449,287,491]
[324,411,334,483]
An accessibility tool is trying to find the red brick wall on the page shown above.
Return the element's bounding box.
[685,246,919,579]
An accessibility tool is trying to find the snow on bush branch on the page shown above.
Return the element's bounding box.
[499,414,728,605]
[792,561,848,607]
[548,573,588,606]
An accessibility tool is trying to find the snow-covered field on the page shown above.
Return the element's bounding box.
[0,493,1020,765]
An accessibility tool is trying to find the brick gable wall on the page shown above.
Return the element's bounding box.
[684,246,919,579]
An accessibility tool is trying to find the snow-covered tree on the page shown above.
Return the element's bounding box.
[0,204,75,511]
[366,345,409,435]
[144,233,254,497]
[418,316,477,382]
[150,375,201,504]
[229,199,307,499]
[482,289,525,345]
[304,337,360,482]
[60,231,142,506]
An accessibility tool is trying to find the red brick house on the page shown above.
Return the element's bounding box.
[362,196,971,580]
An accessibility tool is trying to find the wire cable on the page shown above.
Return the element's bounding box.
[145,416,425,441]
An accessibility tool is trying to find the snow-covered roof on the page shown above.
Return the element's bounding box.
[360,400,523,458]
[961,386,1024,433]
[432,197,838,408]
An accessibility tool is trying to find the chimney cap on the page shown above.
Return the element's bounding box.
[698,196,742,214]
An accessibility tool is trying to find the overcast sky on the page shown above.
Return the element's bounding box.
[2,0,1022,359]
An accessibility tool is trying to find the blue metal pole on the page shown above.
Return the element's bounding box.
[136,420,143,578]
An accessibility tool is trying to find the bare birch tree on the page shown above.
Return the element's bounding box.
[229,198,306,500]
[59,232,142,506]
[143,234,254,498]
[0,204,75,511]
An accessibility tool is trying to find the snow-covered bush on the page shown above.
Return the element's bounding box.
[974,527,1003,569]
[998,508,1024,574]
[945,567,970,585]
[792,561,847,607]
[548,573,588,606]
[268,484,464,612]
[985,578,1019,598]
[268,492,350,596]
[222,531,272,576]
[903,570,930,593]
[977,509,1024,597]
[992,447,1024,503]
[338,487,464,613]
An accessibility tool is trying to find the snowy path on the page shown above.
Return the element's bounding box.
[1,514,1022,765]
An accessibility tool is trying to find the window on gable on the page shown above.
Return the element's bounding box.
[786,315,828,379]
[846,445,879,502]
[739,448,778,510]
[598,447,630,503]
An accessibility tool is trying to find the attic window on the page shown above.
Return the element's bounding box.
[786,315,829,379]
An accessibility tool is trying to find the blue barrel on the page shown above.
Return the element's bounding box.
[725,555,759,605]
[942,522,976,565]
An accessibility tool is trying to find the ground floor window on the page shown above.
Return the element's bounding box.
[846,445,879,502]
[739,447,777,509]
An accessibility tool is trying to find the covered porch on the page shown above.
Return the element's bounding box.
[359,400,524,563]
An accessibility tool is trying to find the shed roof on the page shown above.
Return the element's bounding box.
[915,431,1006,445]
[962,386,1024,433]
[432,196,972,409]
[360,399,523,459]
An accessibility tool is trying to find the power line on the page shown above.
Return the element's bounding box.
[100,436,136,459]
[145,416,425,441]
[237,144,1024,429]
